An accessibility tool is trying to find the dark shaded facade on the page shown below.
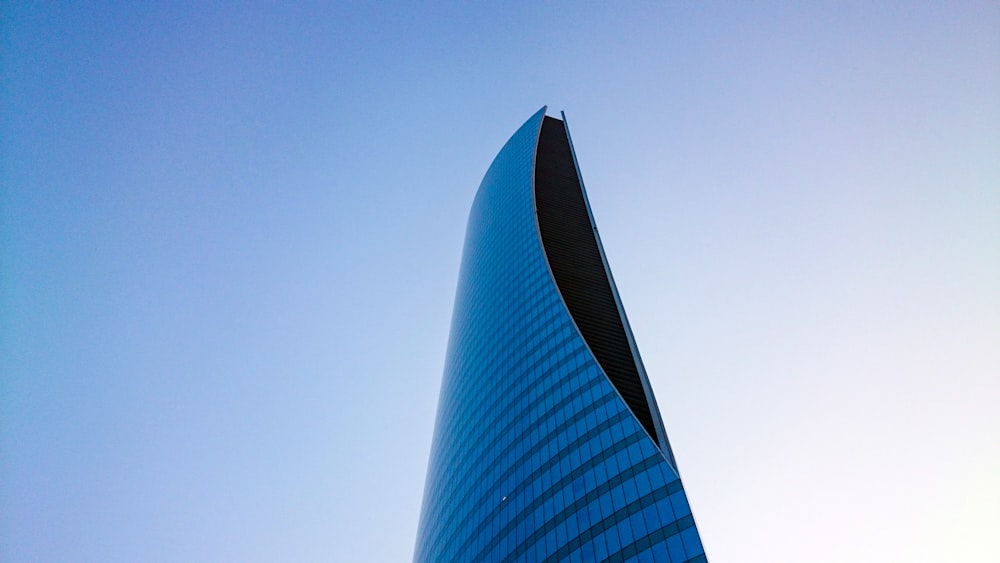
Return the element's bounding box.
[415,108,706,562]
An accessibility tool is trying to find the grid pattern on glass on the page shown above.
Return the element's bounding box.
[414,108,706,562]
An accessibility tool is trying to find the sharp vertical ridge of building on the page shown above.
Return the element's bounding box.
[534,115,674,464]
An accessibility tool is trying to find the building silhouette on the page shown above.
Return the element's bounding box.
[415,108,706,562]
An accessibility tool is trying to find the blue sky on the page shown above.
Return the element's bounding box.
[2,2,998,561]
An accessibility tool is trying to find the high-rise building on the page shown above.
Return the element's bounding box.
[415,108,706,563]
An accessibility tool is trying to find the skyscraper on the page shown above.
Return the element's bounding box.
[415,108,706,562]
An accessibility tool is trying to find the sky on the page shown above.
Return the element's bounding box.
[2,2,998,561]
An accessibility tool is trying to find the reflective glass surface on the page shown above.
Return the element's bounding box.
[415,108,706,562]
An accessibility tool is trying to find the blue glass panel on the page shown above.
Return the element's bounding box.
[681,525,705,557]
[670,490,692,518]
[666,533,686,563]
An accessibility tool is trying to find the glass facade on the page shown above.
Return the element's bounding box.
[415,108,706,562]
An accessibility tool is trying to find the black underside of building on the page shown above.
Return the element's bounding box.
[533,115,662,449]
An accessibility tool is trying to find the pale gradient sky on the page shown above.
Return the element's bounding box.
[2,3,998,562]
